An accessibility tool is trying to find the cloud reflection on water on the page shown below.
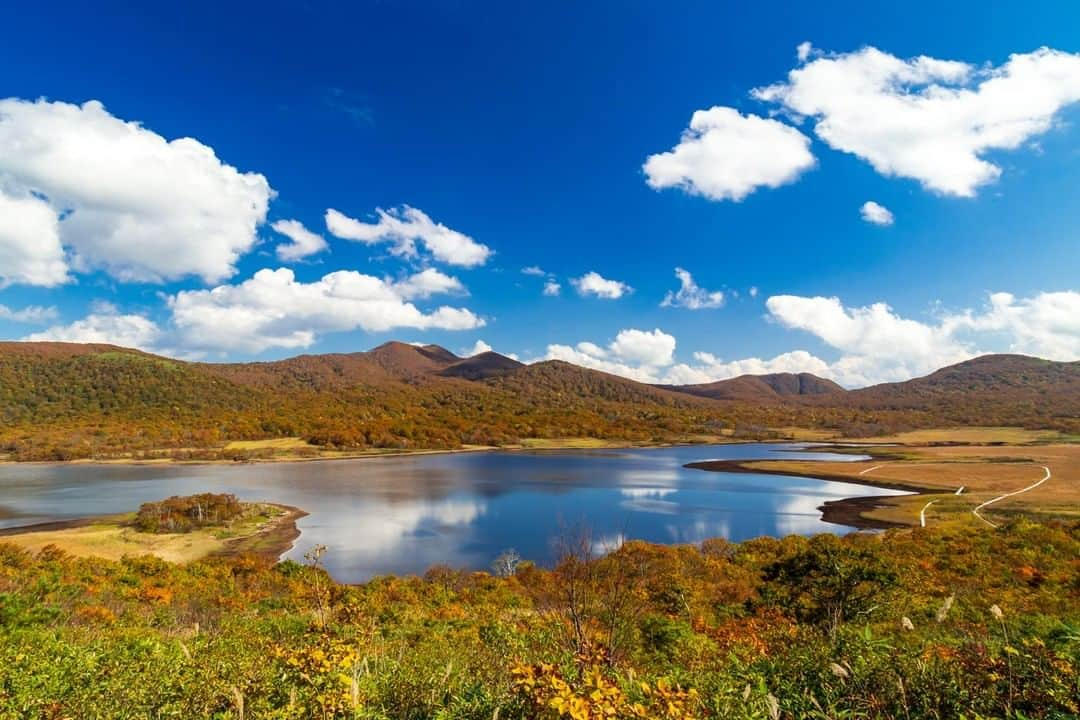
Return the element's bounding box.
[0,443,906,581]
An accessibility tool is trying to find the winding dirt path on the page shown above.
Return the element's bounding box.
[972,466,1051,529]
[920,499,938,527]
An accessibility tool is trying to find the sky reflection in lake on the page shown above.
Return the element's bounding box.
[0,444,906,582]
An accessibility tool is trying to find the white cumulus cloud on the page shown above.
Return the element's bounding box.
[609,328,676,367]
[0,98,274,283]
[860,201,894,226]
[762,291,1080,386]
[533,291,1080,389]
[272,219,328,262]
[643,106,815,201]
[325,205,491,267]
[25,306,162,351]
[545,328,676,383]
[946,291,1080,361]
[462,339,519,360]
[571,271,631,299]
[661,268,725,309]
[754,46,1080,196]
[663,350,832,385]
[0,304,59,324]
[543,280,561,297]
[391,268,466,300]
[0,188,69,287]
[765,294,972,386]
[168,267,484,354]
[543,328,830,386]
[465,339,493,356]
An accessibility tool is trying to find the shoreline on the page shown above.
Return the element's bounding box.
[0,503,309,563]
[684,458,935,531]
[214,503,308,561]
[0,436,782,469]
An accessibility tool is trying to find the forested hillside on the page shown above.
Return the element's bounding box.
[832,355,1080,427]
[0,342,1076,460]
[666,372,846,402]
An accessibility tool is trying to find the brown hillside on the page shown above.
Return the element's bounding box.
[0,341,153,359]
[669,372,845,403]
[440,352,525,381]
[363,341,459,378]
[199,353,396,391]
[491,360,714,407]
[833,354,1080,425]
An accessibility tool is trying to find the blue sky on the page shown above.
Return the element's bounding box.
[0,1,1077,386]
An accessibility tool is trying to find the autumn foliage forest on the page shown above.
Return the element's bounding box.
[1,342,1077,461]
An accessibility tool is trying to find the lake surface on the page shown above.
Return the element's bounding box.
[0,444,906,582]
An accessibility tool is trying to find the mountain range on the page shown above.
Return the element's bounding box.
[0,341,1076,460]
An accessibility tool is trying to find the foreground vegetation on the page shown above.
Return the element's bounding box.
[1,519,1077,718]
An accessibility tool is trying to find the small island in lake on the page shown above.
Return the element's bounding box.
[0,493,305,563]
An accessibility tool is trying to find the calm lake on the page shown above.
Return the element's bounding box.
[0,443,905,582]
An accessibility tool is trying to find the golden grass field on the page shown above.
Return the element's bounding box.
[1,504,295,563]
[736,441,1080,527]
[845,426,1071,445]
[519,437,650,449]
[223,437,319,451]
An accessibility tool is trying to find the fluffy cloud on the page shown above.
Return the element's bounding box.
[326,205,491,267]
[465,339,493,356]
[609,328,675,366]
[520,265,561,296]
[536,290,1080,389]
[272,219,328,262]
[571,271,632,299]
[168,267,483,354]
[0,98,273,283]
[765,294,972,386]
[463,339,519,360]
[860,201,894,226]
[0,188,69,287]
[0,304,58,324]
[25,305,162,351]
[545,328,675,382]
[663,350,831,385]
[392,268,466,300]
[947,291,1080,360]
[661,268,725,309]
[754,47,1080,196]
[643,106,815,201]
[546,344,654,383]
[544,329,827,386]
[760,291,1080,386]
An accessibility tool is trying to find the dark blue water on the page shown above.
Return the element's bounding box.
[0,444,905,581]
